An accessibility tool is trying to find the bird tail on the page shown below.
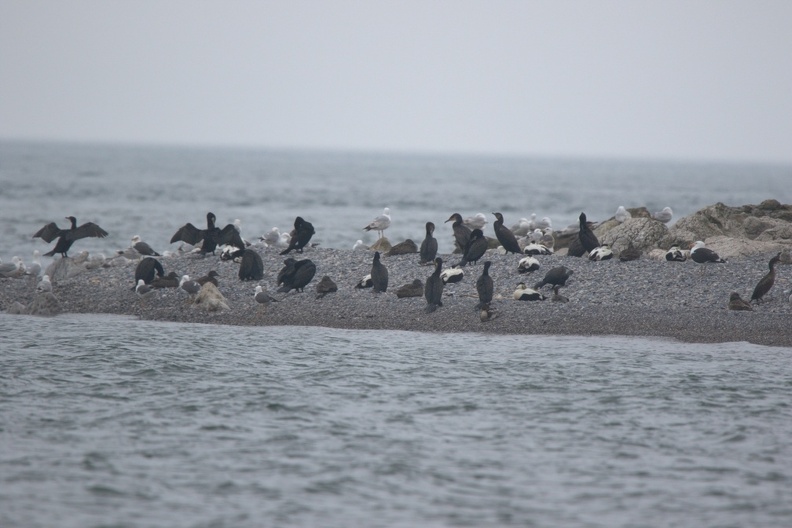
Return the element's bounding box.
[279,247,292,255]
[533,281,545,289]
[43,249,57,257]
[425,304,438,313]
[276,285,291,293]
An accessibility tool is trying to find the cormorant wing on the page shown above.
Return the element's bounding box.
[170,223,204,244]
[73,222,109,240]
[33,222,63,242]
[217,224,245,249]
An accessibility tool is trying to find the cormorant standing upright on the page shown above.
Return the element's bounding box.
[751,252,781,303]
[170,212,244,255]
[445,213,471,254]
[492,212,521,255]
[459,228,488,266]
[33,216,109,258]
[476,261,494,309]
[578,212,600,254]
[132,257,164,290]
[424,257,445,313]
[370,251,389,293]
[238,249,264,281]
[280,216,315,255]
[419,222,438,265]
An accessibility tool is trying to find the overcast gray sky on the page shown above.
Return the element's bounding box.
[1,1,790,163]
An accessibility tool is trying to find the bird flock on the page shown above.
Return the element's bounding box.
[2,205,787,318]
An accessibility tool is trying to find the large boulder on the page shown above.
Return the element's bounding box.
[599,217,669,254]
[193,282,229,312]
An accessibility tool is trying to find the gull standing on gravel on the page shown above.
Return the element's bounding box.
[363,208,391,239]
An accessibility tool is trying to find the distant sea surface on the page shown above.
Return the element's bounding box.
[1,141,791,527]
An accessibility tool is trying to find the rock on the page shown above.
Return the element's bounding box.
[26,292,62,316]
[6,301,27,315]
[369,237,392,253]
[193,283,230,311]
[45,257,86,282]
[386,239,418,256]
[599,217,669,254]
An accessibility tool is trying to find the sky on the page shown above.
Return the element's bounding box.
[1,0,791,164]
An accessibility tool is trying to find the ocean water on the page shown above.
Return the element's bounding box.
[1,314,791,528]
[1,141,792,527]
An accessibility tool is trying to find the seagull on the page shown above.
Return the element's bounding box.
[652,207,673,223]
[27,250,42,278]
[179,275,201,296]
[535,217,552,230]
[135,279,154,299]
[352,239,368,251]
[36,274,52,293]
[260,227,281,247]
[463,213,488,231]
[690,241,726,264]
[363,207,391,239]
[615,206,631,223]
[0,256,25,278]
[254,285,279,308]
[510,217,532,237]
[131,235,161,256]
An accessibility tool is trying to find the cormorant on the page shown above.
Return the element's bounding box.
[196,270,220,287]
[277,259,316,293]
[459,228,488,266]
[133,257,164,290]
[33,216,108,258]
[238,249,264,281]
[370,251,389,293]
[578,212,600,254]
[280,216,315,255]
[150,271,180,288]
[445,213,471,254]
[492,212,521,255]
[424,257,445,312]
[690,241,726,264]
[534,266,574,290]
[363,208,391,239]
[751,252,781,303]
[170,212,244,256]
[419,222,438,265]
[395,279,423,298]
[476,261,494,309]
[728,292,753,311]
[315,276,338,299]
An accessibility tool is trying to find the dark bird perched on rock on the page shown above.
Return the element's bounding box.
[728,292,753,311]
[280,216,315,255]
[315,276,338,299]
[131,235,160,256]
[238,249,264,281]
[589,245,614,261]
[619,241,642,262]
[355,274,373,289]
[276,259,316,293]
[386,239,418,256]
[751,252,781,303]
[513,283,547,301]
[492,212,521,255]
[419,222,438,265]
[534,266,574,290]
[578,212,600,255]
[370,251,389,293]
[445,213,471,254]
[459,228,488,266]
[170,212,244,256]
[133,256,164,290]
[424,257,445,312]
[33,216,109,258]
[665,246,687,262]
[517,256,540,274]
[690,241,726,264]
[395,279,424,298]
[476,261,494,309]
[150,271,180,288]
[197,270,220,287]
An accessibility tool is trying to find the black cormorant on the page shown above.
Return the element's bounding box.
[534,266,574,290]
[459,229,488,266]
[170,212,244,256]
[133,256,164,290]
[33,216,108,258]
[280,216,315,255]
[371,251,389,293]
[578,212,600,254]
[238,249,264,281]
[424,257,445,312]
[445,213,471,254]
[492,212,521,255]
[277,259,316,293]
[476,261,494,309]
[419,222,438,265]
[751,252,781,303]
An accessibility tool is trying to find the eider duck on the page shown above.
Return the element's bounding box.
[728,292,753,311]
[665,246,687,262]
[522,242,552,256]
[476,261,494,309]
[363,208,391,239]
[280,216,315,255]
[445,213,472,254]
[395,279,423,298]
[424,257,445,312]
[33,216,109,258]
[589,245,614,261]
[459,228,488,266]
[492,212,521,255]
[371,251,389,293]
[196,270,220,287]
[315,275,338,299]
[355,274,373,289]
[690,241,726,264]
[513,283,547,301]
[440,266,464,284]
[517,256,540,274]
[419,222,438,265]
[750,252,781,303]
[170,212,244,256]
[578,212,600,254]
[534,266,574,290]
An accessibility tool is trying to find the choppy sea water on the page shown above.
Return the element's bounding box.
[1,314,791,528]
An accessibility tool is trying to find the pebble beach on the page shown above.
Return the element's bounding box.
[2,245,790,348]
